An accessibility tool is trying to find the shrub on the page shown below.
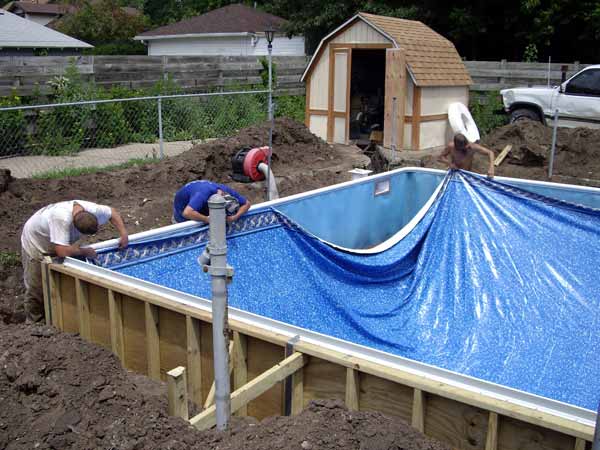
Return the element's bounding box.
[0,92,28,157]
[470,91,508,136]
[275,95,305,122]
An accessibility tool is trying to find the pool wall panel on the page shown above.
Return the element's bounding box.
[45,263,593,450]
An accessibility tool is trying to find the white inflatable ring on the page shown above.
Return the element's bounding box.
[448,102,480,143]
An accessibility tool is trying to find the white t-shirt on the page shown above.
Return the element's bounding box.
[21,200,112,258]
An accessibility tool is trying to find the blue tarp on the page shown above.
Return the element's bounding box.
[118,171,600,410]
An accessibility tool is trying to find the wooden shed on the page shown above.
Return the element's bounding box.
[301,13,472,151]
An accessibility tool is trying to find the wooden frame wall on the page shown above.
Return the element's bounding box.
[44,261,595,450]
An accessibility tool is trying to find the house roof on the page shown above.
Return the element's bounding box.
[7,2,75,16]
[137,3,287,39]
[0,9,92,48]
[302,13,471,87]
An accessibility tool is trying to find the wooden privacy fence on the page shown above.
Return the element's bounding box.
[42,258,595,450]
[0,56,591,97]
[0,55,309,96]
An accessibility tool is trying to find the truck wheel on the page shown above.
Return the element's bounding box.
[510,108,541,123]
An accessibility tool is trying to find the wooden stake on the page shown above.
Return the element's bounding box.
[167,366,189,420]
[485,412,498,450]
[41,260,51,325]
[411,86,422,150]
[49,270,63,329]
[75,278,91,340]
[494,144,513,166]
[412,388,425,433]
[291,364,304,415]
[345,368,360,411]
[186,315,203,406]
[233,331,248,416]
[145,302,161,380]
[108,289,125,362]
[574,438,586,450]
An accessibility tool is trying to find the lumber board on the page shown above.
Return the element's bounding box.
[291,366,304,415]
[383,49,406,149]
[75,278,91,340]
[108,289,125,362]
[494,144,513,166]
[485,412,498,450]
[186,316,203,406]
[359,373,412,422]
[303,356,346,404]
[247,337,286,419]
[88,284,111,350]
[41,261,51,325]
[59,274,78,333]
[412,388,426,433]
[345,368,360,411]
[200,320,215,401]
[49,269,63,329]
[167,366,189,420]
[574,438,587,450]
[233,332,248,416]
[121,295,147,374]
[411,87,422,150]
[145,302,161,381]
[158,308,187,382]
[498,415,576,450]
[190,353,306,430]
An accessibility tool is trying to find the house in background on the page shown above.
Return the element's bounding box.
[134,3,305,56]
[4,1,75,26]
[0,9,92,55]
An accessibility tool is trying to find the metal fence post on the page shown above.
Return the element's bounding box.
[157,97,165,159]
[548,109,559,178]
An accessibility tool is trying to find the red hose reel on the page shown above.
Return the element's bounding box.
[231,146,271,182]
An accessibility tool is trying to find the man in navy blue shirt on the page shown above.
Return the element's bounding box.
[173,180,251,224]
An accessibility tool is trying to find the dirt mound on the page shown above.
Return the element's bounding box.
[0,321,447,450]
[482,121,600,180]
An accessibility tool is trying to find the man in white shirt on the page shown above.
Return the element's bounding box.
[20,200,129,322]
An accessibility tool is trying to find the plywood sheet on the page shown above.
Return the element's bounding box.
[158,309,187,381]
[200,320,214,402]
[498,415,576,450]
[303,357,345,404]
[59,274,78,334]
[360,373,412,422]
[122,295,147,374]
[88,284,111,350]
[247,337,284,419]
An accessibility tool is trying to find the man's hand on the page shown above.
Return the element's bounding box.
[118,235,128,249]
[487,168,494,179]
[80,247,97,258]
[226,215,236,223]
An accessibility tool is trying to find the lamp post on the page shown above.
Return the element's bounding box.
[265,25,275,201]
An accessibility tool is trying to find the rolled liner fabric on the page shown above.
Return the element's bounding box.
[118,170,600,410]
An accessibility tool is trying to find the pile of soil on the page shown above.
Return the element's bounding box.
[0,320,448,450]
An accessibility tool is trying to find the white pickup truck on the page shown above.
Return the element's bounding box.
[500,65,600,128]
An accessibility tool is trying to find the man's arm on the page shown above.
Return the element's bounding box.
[182,206,210,223]
[226,200,251,223]
[54,244,96,259]
[472,143,495,178]
[437,143,454,168]
[109,207,128,249]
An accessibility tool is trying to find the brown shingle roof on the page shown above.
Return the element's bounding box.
[8,2,75,15]
[359,13,471,86]
[138,3,286,37]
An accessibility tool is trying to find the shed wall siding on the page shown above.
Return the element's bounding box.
[419,120,448,150]
[147,35,305,56]
[331,20,390,44]
[308,51,329,109]
[420,86,469,115]
[309,115,328,140]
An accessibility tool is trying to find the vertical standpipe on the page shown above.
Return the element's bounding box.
[205,193,233,430]
[267,41,274,201]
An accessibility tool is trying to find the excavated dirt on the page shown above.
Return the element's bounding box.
[412,121,600,186]
[0,321,449,450]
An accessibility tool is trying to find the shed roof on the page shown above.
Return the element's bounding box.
[0,9,92,48]
[137,3,287,39]
[302,13,471,87]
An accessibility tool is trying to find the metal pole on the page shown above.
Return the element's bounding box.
[547,56,552,87]
[548,108,559,178]
[267,42,274,201]
[157,97,164,159]
[593,401,600,450]
[205,194,232,430]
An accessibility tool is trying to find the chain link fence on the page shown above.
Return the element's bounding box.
[0,90,268,178]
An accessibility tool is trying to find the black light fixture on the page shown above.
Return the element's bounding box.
[265,25,275,47]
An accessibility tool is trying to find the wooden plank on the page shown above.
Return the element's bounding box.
[499,414,576,450]
[345,368,360,411]
[304,74,311,127]
[122,295,147,374]
[411,86,422,150]
[233,332,248,416]
[190,353,306,430]
[41,260,51,324]
[405,113,448,123]
[291,365,304,415]
[159,308,187,381]
[145,302,161,380]
[107,289,125,362]
[247,337,286,419]
[309,109,328,115]
[167,366,189,420]
[59,274,78,333]
[327,47,335,143]
[204,340,234,409]
[49,270,63,329]
[303,357,346,403]
[200,321,215,401]
[574,438,586,450]
[329,43,393,49]
[494,144,513,166]
[88,284,111,350]
[345,48,352,144]
[412,388,425,433]
[383,49,406,149]
[186,316,203,406]
[485,412,498,450]
[75,278,91,340]
[360,373,412,422]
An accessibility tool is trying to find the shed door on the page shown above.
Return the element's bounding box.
[383,49,406,149]
[328,48,350,144]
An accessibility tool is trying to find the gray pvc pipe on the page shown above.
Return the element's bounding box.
[258,162,279,200]
[206,194,231,430]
